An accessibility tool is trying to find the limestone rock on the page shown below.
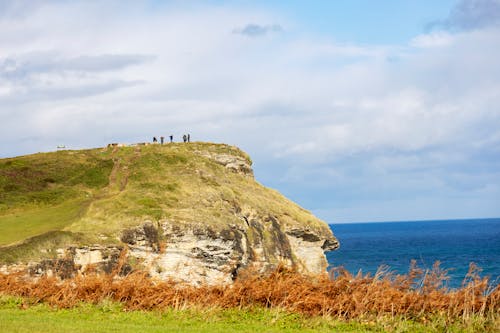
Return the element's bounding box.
[195,151,254,176]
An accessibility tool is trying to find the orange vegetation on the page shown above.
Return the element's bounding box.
[0,260,498,321]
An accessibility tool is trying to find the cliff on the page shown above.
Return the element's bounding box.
[0,142,338,285]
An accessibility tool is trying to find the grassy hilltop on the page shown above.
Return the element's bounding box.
[0,142,331,264]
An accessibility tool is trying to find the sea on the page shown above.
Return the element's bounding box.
[326,218,500,289]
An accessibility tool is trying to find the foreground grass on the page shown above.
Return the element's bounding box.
[0,297,494,333]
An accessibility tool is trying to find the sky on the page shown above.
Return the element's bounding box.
[1,0,499,223]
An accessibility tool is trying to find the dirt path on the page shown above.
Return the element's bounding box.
[119,147,141,191]
[107,145,121,190]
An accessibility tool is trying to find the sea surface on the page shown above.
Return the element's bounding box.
[326,218,500,289]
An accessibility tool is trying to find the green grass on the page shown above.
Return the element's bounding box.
[0,297,492,333]
[0,148,113,250]
[0,199,87,246]
[0,231,85,264]
[0,149,113,208]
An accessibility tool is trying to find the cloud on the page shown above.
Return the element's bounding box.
[1,53,154,79]
[0,0,45,19]
[47,54,154,72]
[0,1,499,221]
[428,0,500,31]
[233,23,283,37]
[410,32,454,48]
[0,52,150,103]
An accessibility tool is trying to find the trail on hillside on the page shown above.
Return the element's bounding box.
[119,147,141,191]
[106,146,141,193]
[107,145,121,191]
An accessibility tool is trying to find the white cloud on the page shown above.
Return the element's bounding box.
[410,32,454,48]
[233,23,283,37]
[0,1,499,221]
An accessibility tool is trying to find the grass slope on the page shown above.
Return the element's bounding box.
[0,200,87,246]
[0,148,113,246]
[0,143,331,263]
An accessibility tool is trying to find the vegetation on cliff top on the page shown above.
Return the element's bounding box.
[0,142,332,263]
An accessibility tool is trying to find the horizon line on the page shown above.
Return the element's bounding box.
[329,217,500,225]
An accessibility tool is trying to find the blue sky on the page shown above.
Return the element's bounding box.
[1,0,499,222]
[247,0,457,43]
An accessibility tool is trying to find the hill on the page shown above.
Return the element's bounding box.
[0,142,338,284]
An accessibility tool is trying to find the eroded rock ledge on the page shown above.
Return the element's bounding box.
[195,150,254,176]
[2,217,338,285]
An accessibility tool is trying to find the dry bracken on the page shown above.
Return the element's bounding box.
[0,258,498,324]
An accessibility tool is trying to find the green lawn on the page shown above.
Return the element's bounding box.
[0,303,365,333]
[0,199,86,246]
[0,297,493,333]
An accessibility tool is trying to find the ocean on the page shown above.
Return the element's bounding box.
[326,218,500,289]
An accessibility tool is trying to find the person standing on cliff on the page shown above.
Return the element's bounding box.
[187,134,190,142]
[169,135,173,143]
[182,134,187,143]
[160,136,164,144]
[153,136,157,143]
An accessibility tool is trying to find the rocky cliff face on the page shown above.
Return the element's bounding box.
[0,143,338,285]
[2,219,338,285]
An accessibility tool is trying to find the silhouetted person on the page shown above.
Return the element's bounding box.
[153,136,157,143]
[169,135,173,143]
[160,136,164,144]
[183,134,187,143]
[187,134,190,142]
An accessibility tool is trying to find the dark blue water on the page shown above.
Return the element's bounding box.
[326,218,500,289]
